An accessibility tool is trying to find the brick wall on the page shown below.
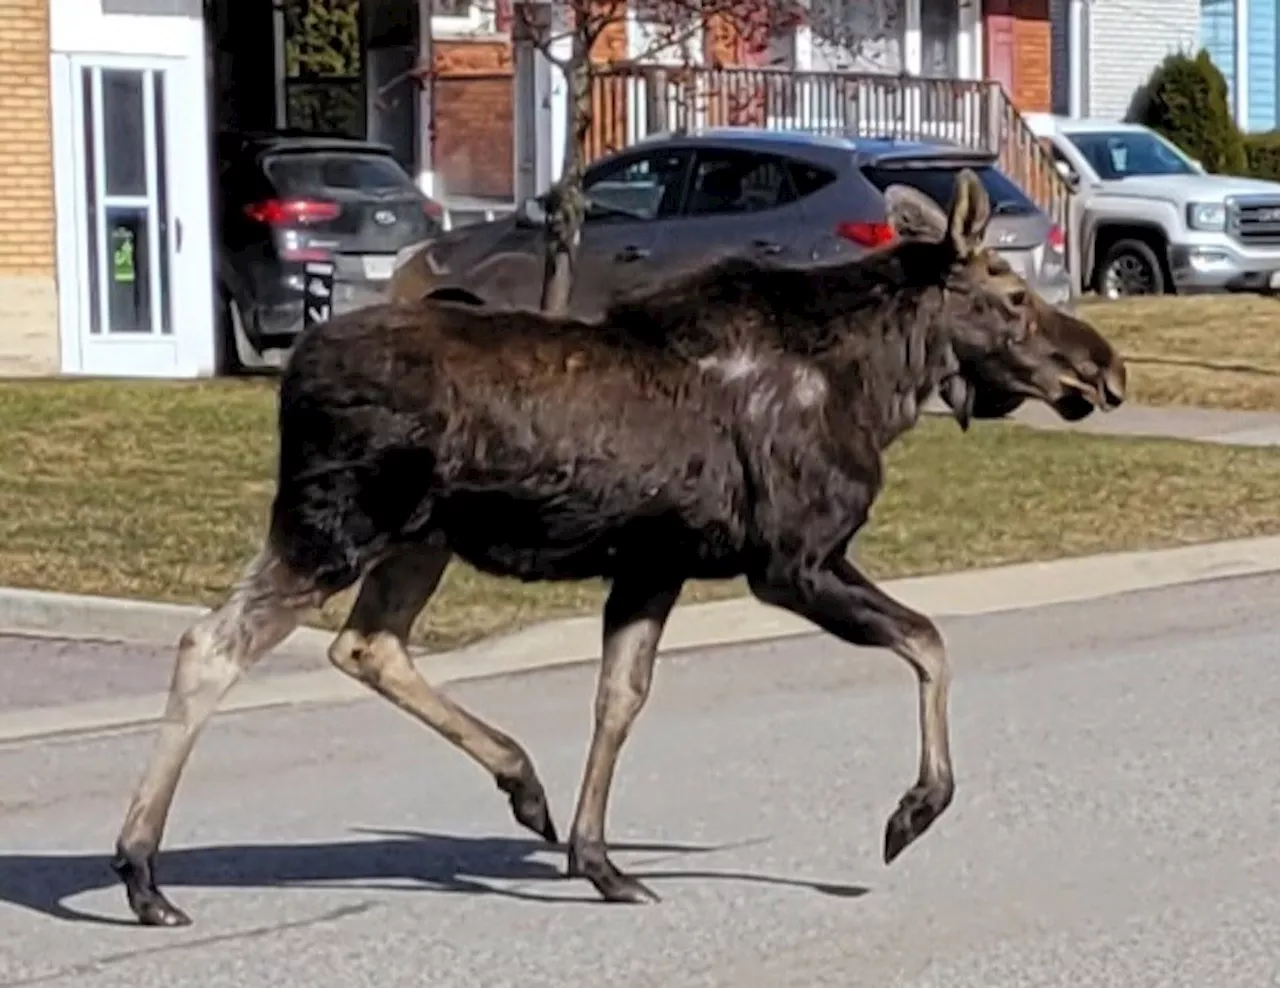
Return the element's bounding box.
[433,38,515,200]
[0,0,59,375]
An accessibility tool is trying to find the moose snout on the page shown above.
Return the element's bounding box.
[1100,358,1126,410]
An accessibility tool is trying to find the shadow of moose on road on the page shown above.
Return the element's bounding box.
[0,827,870,926]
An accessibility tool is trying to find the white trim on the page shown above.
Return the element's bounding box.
[904,0,923,75]
[793,23,814,71]
[417,0,436,196]
[51,0,197,57]
[1235,0,1249,127]
[957,0,981,79]
[52,53,83,375]
[430,2,497,38]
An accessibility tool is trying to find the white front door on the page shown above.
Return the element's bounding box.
[55,52,214,377]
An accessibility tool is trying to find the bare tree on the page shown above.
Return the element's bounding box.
[511,0,766,314]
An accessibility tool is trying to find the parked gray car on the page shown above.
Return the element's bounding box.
[390,128,1074,318]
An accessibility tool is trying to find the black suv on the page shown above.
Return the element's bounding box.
[214,130,444,371]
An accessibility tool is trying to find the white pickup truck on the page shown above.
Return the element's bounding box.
[1024,113,1280,299]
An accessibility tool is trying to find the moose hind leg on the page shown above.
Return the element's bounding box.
[112,548,322,927]
[327,546,558,843]
[751,556,954,866]
[567,576,683,904]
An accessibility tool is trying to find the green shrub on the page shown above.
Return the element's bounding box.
[1243,131,1280,181]
[1133,49,1246,174]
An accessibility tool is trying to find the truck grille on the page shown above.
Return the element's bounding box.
[1231,198,1280,244]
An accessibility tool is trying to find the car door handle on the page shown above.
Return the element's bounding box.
[614,244,650,262]
[752,239,783,255]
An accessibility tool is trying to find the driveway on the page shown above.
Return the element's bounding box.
[1,573,1278,987]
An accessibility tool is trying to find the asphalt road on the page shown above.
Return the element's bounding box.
[2,573,1279,987]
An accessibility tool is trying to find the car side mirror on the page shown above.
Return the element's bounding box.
[514,196,547,228]
[1054,159,1080,191]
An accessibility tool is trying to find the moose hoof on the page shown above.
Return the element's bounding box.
[111,850,193,928]
[883,781,954,865]
[568,841,660,904]
[498,774,559,845]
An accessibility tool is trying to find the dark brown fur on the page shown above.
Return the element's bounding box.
[110,171,1126,925]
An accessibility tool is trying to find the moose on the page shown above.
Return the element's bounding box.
[110,169,1126,927]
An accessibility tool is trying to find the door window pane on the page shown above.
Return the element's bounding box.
[102,69,148,196]
[79,64,171,337]
[584,151,688,221]
[921,0,959,77]
[686,151,795,216]
[105,207,154,334]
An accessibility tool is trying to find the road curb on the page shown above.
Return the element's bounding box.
[2,534,1280,744]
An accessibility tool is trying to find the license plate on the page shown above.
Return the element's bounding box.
[1268,270,1280,290]
[362,254,396,281]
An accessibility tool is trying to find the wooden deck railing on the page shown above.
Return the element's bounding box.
[588,65,1074,273]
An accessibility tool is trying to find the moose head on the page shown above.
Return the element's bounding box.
[883,172,1127,429]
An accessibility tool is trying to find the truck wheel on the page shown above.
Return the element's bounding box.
[1096,238,1166,299]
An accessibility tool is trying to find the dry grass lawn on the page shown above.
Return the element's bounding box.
[4,378,1280,651]
[1078,293,1280,411]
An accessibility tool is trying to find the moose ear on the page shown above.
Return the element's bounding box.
[883,183,948,242]
[946,168,992,258]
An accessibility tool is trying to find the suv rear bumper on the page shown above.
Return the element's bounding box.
[1169,241,1280,293]
[250,279,388,345]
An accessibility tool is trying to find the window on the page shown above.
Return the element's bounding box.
[861,163,1038,216]
[1064,130,1199,179]
[789,161,838,199]
[583,150,690,221]
[264,151,419,197]
[684,150,796,216]
[920,0,959,77]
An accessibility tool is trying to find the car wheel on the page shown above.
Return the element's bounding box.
[1097,239,1166,299]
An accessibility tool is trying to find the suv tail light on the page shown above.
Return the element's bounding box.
[836,220,897,249]
[244,198,342,226]
[422,197,444,223]
[1047,223,1066,253]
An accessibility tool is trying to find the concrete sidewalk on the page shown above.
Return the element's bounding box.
[1007,401,1280,447]
[918,397,1280,447]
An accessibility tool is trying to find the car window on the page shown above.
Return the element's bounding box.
[263,150,420,197]
[861,163,1039,216]
[789,161,838,199]
[684,150,796,216]
[1063,130,1198,179]
[583,150,689,222]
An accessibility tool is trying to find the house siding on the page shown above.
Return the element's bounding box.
[1200,0,1237,111]
[432,37,516,201]
[1247,0,1277,129]
[0,0,58,376]
[1087,0,1200,119]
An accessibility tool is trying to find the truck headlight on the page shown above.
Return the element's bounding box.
[1187,202,1227,231]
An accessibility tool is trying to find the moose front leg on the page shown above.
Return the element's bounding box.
[751,557,955,864]
[567,576,683,904]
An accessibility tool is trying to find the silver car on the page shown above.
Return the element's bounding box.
[391,127,1074,318]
